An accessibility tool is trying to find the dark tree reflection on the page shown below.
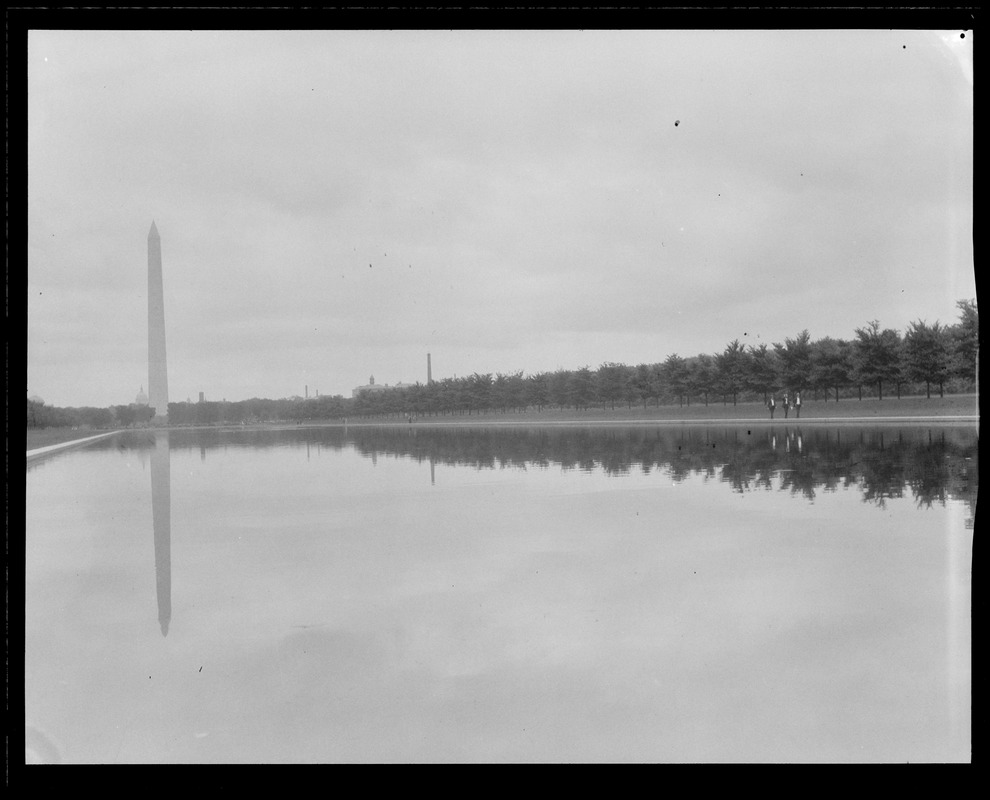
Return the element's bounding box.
[105,424,978,522]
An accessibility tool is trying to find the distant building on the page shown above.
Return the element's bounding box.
[28,393,45,405]
[352,375,385,398]
[352,375,413,398]
[135,385,150,406]
[199,392,205,403]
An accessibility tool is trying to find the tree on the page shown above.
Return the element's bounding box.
[506,371,527,412]
[714,340,749,405]
[746,343,779,402]
[549,370,572,409]
[852,320,902,401]
[773,330,813,393]
[810,336,853,401]
[950,298,978,385]
[633,363,660,409]
[904,320,951,398]
[648,362,665,407]
[196,400,222,425]
[167,401,189,424]
[620,365,640,408]
[493,372,512,412]
[596,362,630,410]
[435,377,458,416]
[113,404,136,428]
[687,354,716,406]
[661,354,689,406]
[526,372,551,412]
[567,367,596,410]
[134,405,156,426]
[467,373,493,413]
[27,399,43,428]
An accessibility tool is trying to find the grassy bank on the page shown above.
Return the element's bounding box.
[26,393,978,449]
[26,427,119,452]
[357,393,979,424]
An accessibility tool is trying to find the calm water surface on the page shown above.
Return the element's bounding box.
[25,424,975,763]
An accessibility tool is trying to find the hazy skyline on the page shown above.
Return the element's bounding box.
[27,28,974,408]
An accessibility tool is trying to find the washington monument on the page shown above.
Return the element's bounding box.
[148,221,169,417]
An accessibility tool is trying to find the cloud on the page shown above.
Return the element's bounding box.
[26,29,974,406]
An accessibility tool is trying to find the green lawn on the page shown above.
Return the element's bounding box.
[26,428,117,452]
[395,393,979,424]
[25,393,978,450]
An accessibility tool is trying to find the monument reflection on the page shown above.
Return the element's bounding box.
[28,422,974,762]
[150,431,171,637]
[91,422,973,639]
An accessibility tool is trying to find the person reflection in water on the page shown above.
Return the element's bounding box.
[768,394,776,419]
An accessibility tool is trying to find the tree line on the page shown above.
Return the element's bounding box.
[346,299,978,419]
[27,298,978,428]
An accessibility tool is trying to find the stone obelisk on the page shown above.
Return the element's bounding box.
[147,222,169,418]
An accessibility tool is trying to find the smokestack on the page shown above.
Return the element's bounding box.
[305,384,308,399]
[427,353,432,385]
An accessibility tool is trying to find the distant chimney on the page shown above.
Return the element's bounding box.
[305,384,308,399]
[199,392,205,403]
[427,353,432,385]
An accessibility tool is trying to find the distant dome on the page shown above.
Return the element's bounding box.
[28,394,44,405]
[135,385,149,405]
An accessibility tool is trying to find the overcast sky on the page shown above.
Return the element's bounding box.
[27,28,974,408]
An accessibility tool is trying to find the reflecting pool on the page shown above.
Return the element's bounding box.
[25,423,975,763]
